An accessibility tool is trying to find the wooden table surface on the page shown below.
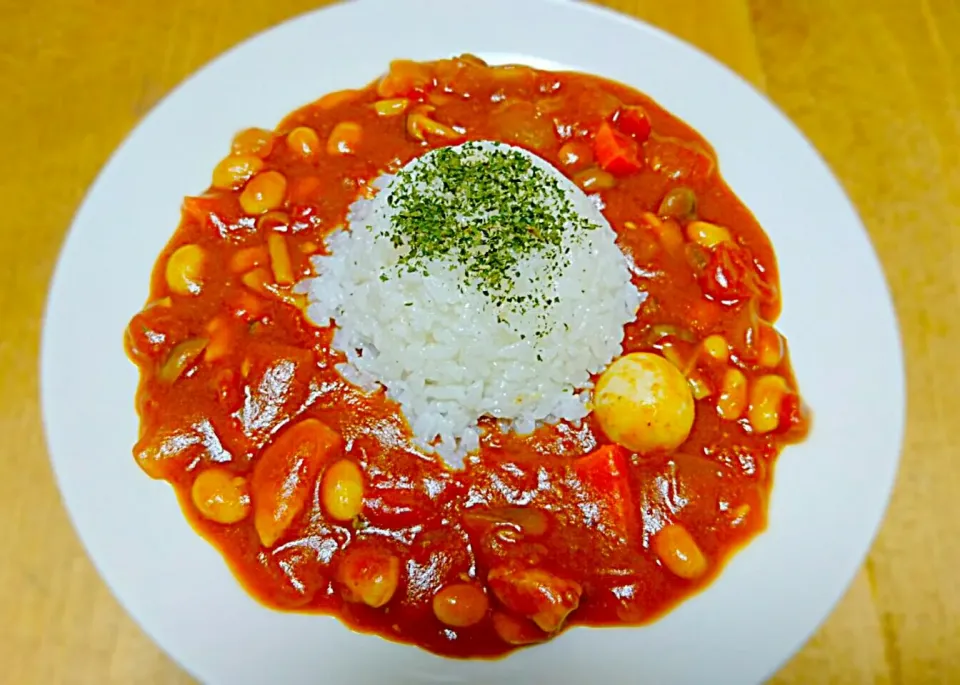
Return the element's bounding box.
[1,0,956,682]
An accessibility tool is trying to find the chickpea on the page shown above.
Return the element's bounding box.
[231,127,274,158]
[593,352,695,454]
[757,323,784,368]
[557,141,593,170]
[702,334,730,363]
[165,244,205,296]
[211,154,263,189]
[716,367,747,420]
[748,374,789,434]
[572,167,616,192]
[337,545,400,608]
[686,220,732,248]
[655,218,685,253]
[191,468,250,524]
[654,523,708,579]
[432,583,489,628]
[491,611,545,645]
[406,112,461,143]
[320,459,365,522]
[286,126,320,158]
[427,92,455,107]
[327,122,363,155]
[373,98,410,117]
[239,170,287,215]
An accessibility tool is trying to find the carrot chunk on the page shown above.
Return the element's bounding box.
[593,121,642,175]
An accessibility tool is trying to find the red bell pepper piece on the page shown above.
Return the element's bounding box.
[699,242,777,304]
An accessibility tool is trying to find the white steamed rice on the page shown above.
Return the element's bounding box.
[297,142,641,466]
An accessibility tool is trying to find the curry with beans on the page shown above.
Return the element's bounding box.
[125,56,809,658]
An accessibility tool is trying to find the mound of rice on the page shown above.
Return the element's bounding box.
[298,142,640,466]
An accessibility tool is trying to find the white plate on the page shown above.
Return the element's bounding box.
[41,1,905,683]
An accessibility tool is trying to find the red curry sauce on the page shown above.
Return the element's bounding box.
[125,56,808,658]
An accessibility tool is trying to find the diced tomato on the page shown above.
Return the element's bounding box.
[364,487,436,530]
[433,57,487,95]
[239,345,317,443]
[616,105,652,142]
[778,393,810,438]
[571,445,638,543]
[289,177,323,205]
[574,445,628,492]
[644,136,715,181]
[270,543,328,607]
[487,566,582,633]
[699,243,777,304]
[462,507,549,539]
[204,316,238,363]
[336,543,401,608]
[224,288,265,322]
[124,304,187,366]
[134,416,226,481]
[687,297,724,333]
[289,203,324,234]
[182,193,245,238]
[183,194,218,223]
[593,122,642,175]
[491,101,554,150]
[210,368,243,412]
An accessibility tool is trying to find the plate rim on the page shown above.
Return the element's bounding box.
[40,1,906,683]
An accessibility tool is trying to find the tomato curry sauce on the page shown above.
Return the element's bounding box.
[125,56,809,658]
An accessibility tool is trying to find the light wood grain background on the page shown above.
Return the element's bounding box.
[1,0,956,683]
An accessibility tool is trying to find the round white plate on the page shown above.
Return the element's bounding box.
[41,1,904,683]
